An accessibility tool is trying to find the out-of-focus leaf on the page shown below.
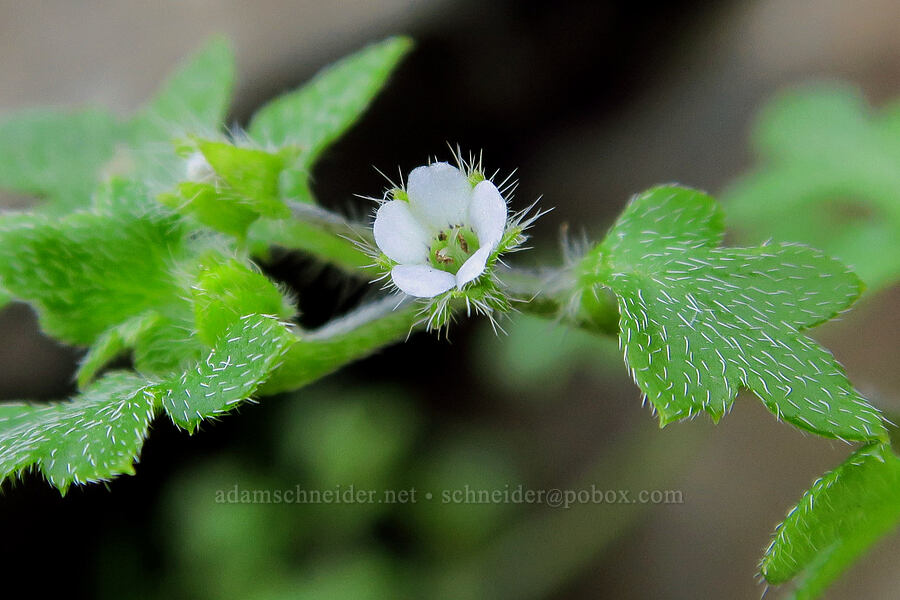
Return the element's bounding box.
[0,184,189,345]
[476,313,621,395]
[131,36,234,141]
[0,108,120,211]
[248,36,411,167]
[724,84,900,293]
[126,37,236,188]
[279,386,419,488]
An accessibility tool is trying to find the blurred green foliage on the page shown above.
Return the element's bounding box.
[724,83,900,294]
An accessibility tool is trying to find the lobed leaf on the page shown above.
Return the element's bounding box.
[130,36,235,142]
[762,444,900,599]
[0,37,425,493]
[0,184,190,345]
[129,306,204,375]
[0,108,120,211]
[197,140,290,217]
[248,36,412,166]
[76,312,162,388]
[579,186,885,441]
[161,314,296,432]
[160,181,260,239]
[0,372,157,493]
[125,37,236,190]
[191,259,295,346]
[724,84,900,293]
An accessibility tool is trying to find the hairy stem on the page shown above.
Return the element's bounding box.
[260,297,420,395]
[496,265,619,335]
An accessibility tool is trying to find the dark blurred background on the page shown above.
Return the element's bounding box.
[1,1,898,598]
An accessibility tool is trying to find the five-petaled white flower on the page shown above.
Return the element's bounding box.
[374,162,507,298]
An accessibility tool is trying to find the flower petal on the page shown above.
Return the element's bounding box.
[469,180,507,249]
[391,264,456,297]
[407,162,472,230]
[373,200,430,264]
[456,246,492,288]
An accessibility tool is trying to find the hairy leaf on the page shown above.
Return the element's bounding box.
[248,36,411,166]
[192,259,295,346]
[161,314,296,432]
[0,39,235,214]
[76,312,162,388]
[0,185,189,345]
[126,37,236,189]
[197,140,289,217]
[130,306,204,375]
[131,36,234,141]
[762,444,900,599]
[0,372,157,493]
[724,84,900,293]
[0,108,120,211]
[160,181,260,239]
[578,186,885,441]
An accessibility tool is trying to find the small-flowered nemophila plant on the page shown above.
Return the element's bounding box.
[370,157,533,329]
[0,36,896,600]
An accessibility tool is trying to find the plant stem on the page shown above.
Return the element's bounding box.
[287,200,374,244]
[495,265,619,336]
[260,297,420,395]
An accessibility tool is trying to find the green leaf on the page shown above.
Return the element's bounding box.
[131,308,204,375]
[0,372,157,493]
[132,37,234,139]
[475,314,621,394]
[0,108,120,211]
[578,186,885,441]
[197,140,289,217]
[127,37,236,188]
[724,84,900,293]
[0,183,189,345]
[248,36,412,166]
[161,314,296,432]
[192,259,295,346]
[762,444,900,599]
[76,312,162,388]
[161,182,260,239]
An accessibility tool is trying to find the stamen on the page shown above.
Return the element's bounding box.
[458,231,469,253]
[435,248,454,264]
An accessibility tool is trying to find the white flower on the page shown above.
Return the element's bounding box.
[373,162,508,298]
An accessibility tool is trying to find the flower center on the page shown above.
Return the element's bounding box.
[429,226,480,274]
